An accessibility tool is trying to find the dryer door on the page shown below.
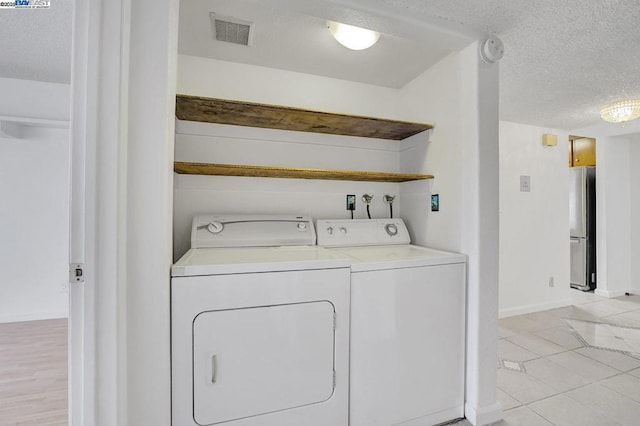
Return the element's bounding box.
[193,301,336,425]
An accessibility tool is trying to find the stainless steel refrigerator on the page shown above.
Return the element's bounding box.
[569,166,596,291]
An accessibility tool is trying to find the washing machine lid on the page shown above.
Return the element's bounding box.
[172,246,350,276]
[332,245,466,272]
[191,214,316,248]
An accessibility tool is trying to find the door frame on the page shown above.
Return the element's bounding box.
[69,0,96,422]
[69,0,177,424]
[69,0,130,423]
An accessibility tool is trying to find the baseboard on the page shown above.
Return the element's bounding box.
[499,298,572,319]
[464,401,503,426]
[0,311,68,324]
[594,288,628,298]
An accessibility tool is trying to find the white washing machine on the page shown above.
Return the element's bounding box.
[317,218,466,426]
[172,215,350,426]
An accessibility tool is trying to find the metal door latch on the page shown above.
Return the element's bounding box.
[69,263,85,283]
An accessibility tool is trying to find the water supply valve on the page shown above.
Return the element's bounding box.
[362,194,374,219]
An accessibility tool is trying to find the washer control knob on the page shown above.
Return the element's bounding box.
[326,227,334,235]
[297,222,307,230]
[207,221,224,234]
[340,227,347,235]
[385,223,398,236]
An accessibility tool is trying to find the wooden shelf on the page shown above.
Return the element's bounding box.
[174,162,434,183]
[175,95,433,141]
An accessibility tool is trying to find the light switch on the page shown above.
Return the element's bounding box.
[520,175,531,192]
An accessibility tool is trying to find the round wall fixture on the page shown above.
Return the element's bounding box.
[479,35,504,64]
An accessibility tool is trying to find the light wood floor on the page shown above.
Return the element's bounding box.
[0,319,68,425]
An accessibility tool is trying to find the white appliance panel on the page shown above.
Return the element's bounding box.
[349,263,466,426]
[316,219,410,247]
[191,214,316,248]
[193,302,335,425]
[172,267,350,426]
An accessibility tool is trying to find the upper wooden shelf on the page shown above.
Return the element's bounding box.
[174,162,433,183]
[175,95,433,141]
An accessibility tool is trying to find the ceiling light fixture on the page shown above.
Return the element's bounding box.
[600,99,640,123]
[327,21,380,51]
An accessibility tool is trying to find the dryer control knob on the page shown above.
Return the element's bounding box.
[326,227,334,235]
[385,223,398,236]
[339,227,347,235]
[207,221,224,234]
[297,222,307,230]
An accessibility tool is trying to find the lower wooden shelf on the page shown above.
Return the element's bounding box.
[174,162,434,183]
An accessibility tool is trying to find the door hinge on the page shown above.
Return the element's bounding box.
[70,263,85,283]
[591,272,596,283]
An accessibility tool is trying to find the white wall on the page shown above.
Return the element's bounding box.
[126,0,178,424]
[498,122,571,317]
[630,137,640,293]
[174,55,429,258]
[0,77,70,323]
[178,55,403,120]
[398,52,461,251]
[0,77,70,123]
[0,127,70,322]
[594,136,632,297]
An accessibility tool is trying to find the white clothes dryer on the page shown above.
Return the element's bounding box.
[317,218,467,426]
[172,215,350,426]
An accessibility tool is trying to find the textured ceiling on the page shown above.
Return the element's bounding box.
[2,0,640,129]
[357,0,640,129]
[498,0,640,129]
[0,0,73,83]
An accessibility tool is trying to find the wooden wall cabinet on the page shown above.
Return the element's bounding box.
[569,136,596,167]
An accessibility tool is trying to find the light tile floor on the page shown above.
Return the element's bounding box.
[451,290,640,426]
[490,290,640,425]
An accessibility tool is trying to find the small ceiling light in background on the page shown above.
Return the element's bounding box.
[600,99,640,124]
[327,21,380,50]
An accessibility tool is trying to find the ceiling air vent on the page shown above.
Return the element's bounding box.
[209,13,253,46]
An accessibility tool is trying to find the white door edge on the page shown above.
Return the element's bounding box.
[69,0,98,423]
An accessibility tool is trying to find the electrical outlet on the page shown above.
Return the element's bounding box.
[346,194,356,211]
[431,194,439,211]
[548,276,554,287]
[520,175,531,192]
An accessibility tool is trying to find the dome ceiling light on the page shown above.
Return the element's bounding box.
[600,99,640,124]
[327,21,380,51]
